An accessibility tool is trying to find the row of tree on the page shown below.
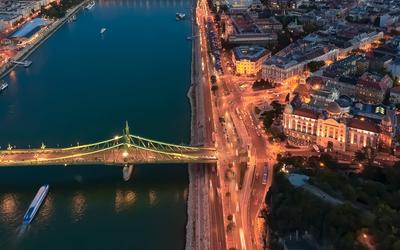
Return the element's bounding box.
[40,0,84,18]
[252,79,275,90]
[267,155,400,249]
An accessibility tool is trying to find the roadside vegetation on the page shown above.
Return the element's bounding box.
[265,155,400,249]
[40,0,84,18]
[259,101,285,142]
[252,79,274,90]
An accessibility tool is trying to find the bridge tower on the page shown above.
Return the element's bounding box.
[122,121,134,181]
[123,121,131,144]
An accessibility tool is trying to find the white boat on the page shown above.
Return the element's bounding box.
[85,1,95,10]
[100,28,107,34]
[0,81,8,92]
[23,184,49,225]
[23,60,32,67]
[176,12,186,20]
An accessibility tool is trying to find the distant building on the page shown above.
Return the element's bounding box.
[390,86,400,104]
[262,41,338,84]
[252,16,283,33]
[0,0,56,32]
[355,72,393,104]
[390,58,400,81]
[322,55,368,79]
[224,13,278,46]
[232,45,270,75]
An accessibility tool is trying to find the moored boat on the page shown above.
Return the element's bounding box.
[176,12,186,21]
[0,81,8,92]
[85,1,95,10]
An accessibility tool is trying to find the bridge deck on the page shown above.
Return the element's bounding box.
[0,145,217,167]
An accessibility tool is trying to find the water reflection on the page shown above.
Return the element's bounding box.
[115,189,137,213]
[71,192,87,222]
[148,190,158,207]
[9,70,16,82]
[0,194,18,222]
[97,0,187,9]
[37,194,53,222]
[183,187,188,201]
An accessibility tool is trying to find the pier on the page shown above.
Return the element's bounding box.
[10,60,32,68]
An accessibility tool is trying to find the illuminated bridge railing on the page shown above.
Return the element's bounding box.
[0,124,217,167]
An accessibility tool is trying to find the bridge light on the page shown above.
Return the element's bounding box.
[114,135,119,140]
[122,151,129,158]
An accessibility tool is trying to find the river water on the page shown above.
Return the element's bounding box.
[0,0,192,249]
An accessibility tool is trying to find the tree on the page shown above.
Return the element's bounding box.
[263,111,275,130]
[252,79,273,90]
[355,150,366,162]
[307,61,326,72]
[362,146,377,165]
[285,93,290,103]
[303,22,318,34]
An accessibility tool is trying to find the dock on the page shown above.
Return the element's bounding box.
[11,60,32,68]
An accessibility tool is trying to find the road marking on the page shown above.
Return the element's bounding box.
[239,228,247,250]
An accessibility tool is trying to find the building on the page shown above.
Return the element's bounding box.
[224,13,278,46]
[282,102,395,151]
[355,72,393,104]
[252,16,283,32]
[232,45,270,75]
[390,86,400,104]
[0,0,56,32]
[322,55,368,79]
[390,58,400,82]
[262,41,338,84]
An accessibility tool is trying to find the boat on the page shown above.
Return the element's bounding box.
[23,60,32,68]
[23,184,49,225]
[0,81,8,92]
[85,1,95,10]
[100,28,107,34]
[176,12,186,21]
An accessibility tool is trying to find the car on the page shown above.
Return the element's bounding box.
[262,164,268,185]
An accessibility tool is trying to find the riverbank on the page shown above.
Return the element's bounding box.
[0,0,89,80]
[185,0,210,248]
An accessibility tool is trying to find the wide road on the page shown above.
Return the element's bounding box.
[193,0,227,248]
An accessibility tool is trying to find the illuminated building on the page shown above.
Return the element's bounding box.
[283,102,395,151]
[390,86,400,104]
[223,13,278,46]
[355,72,393,104]
[232,45,270,76]
[262,41,338,84]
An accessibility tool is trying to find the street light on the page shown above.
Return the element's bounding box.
[122,151,129,158]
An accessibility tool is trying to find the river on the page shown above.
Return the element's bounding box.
[0,0,192,249]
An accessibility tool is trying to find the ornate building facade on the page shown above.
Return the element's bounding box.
[283,102,394,152]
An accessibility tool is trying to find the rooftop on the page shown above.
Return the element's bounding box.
[293,107,319,119]
[264,41,337,69]
[347,116,380,133]
[10,18,47,39]
[233,45,269,61]
[231,13,261,34]
[357,72,392,91]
